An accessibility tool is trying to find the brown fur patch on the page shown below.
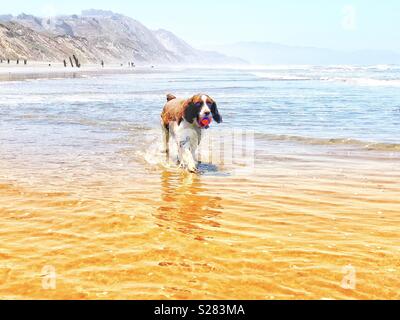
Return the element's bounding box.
[161,97,186,127]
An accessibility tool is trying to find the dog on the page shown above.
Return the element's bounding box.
[161,94,222,173]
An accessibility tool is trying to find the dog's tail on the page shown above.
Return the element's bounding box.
[166,94,177,102]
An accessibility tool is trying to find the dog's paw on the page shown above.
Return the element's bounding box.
[187,164,200,174]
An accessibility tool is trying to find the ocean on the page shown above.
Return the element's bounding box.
[2,65,400,151]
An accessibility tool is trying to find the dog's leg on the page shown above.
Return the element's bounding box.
[161,121,170,158]
[179,137,199,173]
[196,131,202,165]
[191,147,199,167]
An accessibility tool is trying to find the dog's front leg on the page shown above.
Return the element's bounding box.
[161,120,170,157]
[179,137,198,173]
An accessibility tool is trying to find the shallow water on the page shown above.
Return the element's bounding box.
[0,66,400,299]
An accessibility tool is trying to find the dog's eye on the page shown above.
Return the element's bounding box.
[194,102,202,108]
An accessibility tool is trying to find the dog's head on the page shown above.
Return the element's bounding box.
[183,94,222,127]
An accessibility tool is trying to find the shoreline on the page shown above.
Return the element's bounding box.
[0,61,252,82]
[0,62,162,82]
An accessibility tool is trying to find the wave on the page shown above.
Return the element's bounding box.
[321,77,400,87]
[250,72,313,81]
[251,71,400,87]
[246,64,400,71]
[256,133,400,152]
[365,64,399,71]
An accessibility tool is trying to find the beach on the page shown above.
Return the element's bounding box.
[0,65,399,299]
[0,61,157,82]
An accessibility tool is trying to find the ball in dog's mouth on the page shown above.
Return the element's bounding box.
[198,116,212,129]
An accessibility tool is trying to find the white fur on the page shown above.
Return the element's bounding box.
[168,120,201,173]
[199,95,212,120]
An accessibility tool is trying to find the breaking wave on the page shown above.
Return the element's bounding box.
[321,77,400,87]
[256,133,400,152]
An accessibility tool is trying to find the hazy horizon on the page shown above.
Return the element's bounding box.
[1,0,400,53]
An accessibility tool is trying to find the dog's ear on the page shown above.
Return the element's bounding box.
[211,102,222,124]
[166,94,176,102]
[183,97,200,124]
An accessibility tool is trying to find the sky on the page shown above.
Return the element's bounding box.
[1,0,400,52]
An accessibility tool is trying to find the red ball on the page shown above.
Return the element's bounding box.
[200,118,212,127]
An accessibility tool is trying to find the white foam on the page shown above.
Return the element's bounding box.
[322,77,400,87]
[251,72,312,81]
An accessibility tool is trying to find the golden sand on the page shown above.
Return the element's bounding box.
[0,144,399,300]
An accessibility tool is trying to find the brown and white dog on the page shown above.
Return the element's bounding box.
[161,94,222,173]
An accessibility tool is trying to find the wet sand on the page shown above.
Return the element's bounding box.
[0,139,399,300]
[0,62,156,82]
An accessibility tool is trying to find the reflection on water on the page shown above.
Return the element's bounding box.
[0,72,79,82]
[156,170,222,236]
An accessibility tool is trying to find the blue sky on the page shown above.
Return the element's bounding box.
[2,0,399,52]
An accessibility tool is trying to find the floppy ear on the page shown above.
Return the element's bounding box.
[211,102,222,123]
[183,98,199,124]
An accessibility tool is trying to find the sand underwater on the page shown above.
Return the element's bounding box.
[0,66,399,299]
